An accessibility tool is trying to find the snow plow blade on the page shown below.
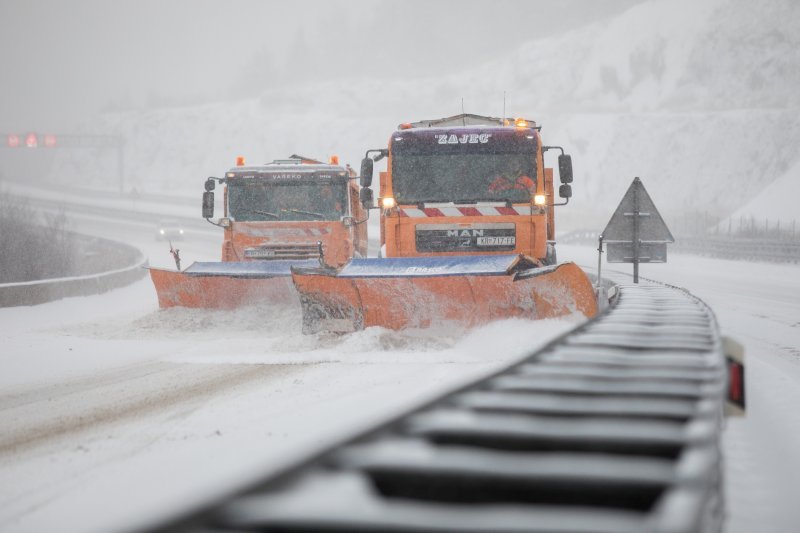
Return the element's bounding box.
[149,260,320,309]
[292,254,597,333]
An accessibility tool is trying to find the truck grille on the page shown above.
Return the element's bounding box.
[243,243,320,260]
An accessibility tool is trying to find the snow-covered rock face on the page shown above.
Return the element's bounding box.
[49,0,800,226]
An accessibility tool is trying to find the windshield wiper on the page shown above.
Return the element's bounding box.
[282,208,325,219]
[241,208,279,219]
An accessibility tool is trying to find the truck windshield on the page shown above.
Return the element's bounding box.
[228,182,347,222]
[392,153,536,204]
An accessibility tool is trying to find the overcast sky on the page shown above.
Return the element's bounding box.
[0,0,639,133]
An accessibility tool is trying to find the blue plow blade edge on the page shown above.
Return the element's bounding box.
[334,254,530,278]
[183,259,322,278]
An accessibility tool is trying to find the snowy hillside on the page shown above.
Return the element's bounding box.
[50,0,800,229]
[727,158,800,226]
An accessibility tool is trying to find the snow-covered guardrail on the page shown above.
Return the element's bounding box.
[20,194,207,233]
[560,230,800,263]
[4,179,199,222]
[148,282,730,533]
[673,236,800,263]
[0,238,148,307]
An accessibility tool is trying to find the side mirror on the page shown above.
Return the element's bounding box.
[205,178,216,191]
[360,157,374,188]
[359,187,374,209]
[202,191,214,218]
[558,154,573,184]
[559,184,572,199]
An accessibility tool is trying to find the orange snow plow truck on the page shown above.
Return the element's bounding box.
[149,156,367,308]
[292,114,597,332]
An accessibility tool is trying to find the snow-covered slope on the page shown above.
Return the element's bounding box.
[727,158,800,225]
[50,0,800,228]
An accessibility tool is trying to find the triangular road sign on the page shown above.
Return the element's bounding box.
[603,177,674,243]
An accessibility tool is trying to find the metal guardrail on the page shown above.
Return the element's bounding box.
[1,177,196,207]
[560,230,800,264]
[149,282,728,533]
[672,236,800,263]
[17,193,207,232]
[0,237,148,307]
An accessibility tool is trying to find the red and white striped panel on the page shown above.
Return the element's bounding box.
[399,206,532,217]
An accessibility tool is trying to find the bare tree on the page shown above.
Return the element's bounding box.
[0,191,77,283]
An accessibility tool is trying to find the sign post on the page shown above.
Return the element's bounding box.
[632,177,640,282]
[602,177,674,283]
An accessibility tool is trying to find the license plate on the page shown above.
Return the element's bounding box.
[477,236,515,246]
[415,223,516,252]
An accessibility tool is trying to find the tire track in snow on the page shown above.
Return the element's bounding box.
[0,362,295,455]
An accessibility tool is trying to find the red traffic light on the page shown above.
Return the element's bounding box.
[44,134,57,148]
[7,134,20,148]
[25,133,38,148]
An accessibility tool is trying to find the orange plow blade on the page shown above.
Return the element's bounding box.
[292,255,597,333]
[149,260,320,309]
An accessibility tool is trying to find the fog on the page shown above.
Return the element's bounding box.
[0,0,638,131]
[2,0,798,231]
[1,2,800,532]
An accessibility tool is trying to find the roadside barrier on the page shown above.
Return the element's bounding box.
[560,230,800,263]
[0,236,147,307]
[672,236,800,263]
[150,281,729,533]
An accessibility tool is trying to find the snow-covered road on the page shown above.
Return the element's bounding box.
[0,201,582,532]
[1,194,799,533]
[0,282,580,533]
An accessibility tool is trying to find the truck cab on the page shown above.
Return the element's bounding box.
[361,114,572,265]
[205,157,367,267]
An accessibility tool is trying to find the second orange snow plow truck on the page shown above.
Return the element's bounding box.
[150,156,367,308]
[292,114,597,332]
